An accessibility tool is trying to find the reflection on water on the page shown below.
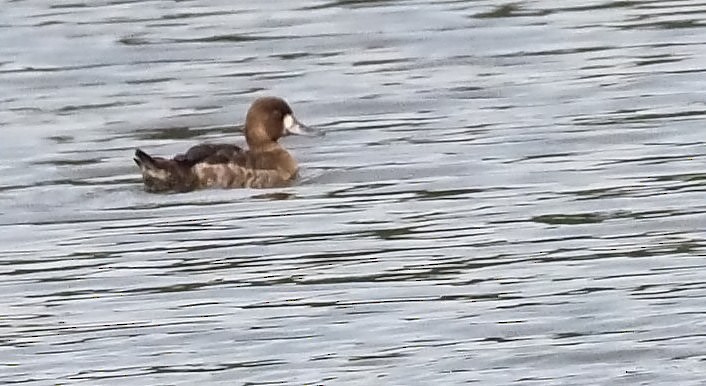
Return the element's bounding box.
[2,0,706,384]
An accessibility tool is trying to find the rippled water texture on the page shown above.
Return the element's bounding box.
[2,0,706,384]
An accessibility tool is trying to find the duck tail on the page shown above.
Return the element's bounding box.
[134,149,194,192]
[134,148,180,192]
[134,148,156,169]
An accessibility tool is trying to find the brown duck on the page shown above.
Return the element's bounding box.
[134,97,318,192]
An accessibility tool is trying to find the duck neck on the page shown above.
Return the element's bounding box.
[248,141,281,153]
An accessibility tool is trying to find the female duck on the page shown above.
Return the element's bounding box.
[134,97,318,192]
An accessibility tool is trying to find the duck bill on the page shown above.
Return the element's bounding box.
[285,117,323,137]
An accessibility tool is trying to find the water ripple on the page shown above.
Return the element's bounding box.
[2,0,706,384]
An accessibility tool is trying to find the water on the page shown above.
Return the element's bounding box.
[2,0,706,384]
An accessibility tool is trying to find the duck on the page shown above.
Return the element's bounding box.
[134,96,318,192]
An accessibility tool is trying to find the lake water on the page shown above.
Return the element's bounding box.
[2,0,706,384]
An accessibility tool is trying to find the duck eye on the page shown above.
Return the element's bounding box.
[283,114,294,130]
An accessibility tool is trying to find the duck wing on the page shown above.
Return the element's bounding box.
[173,143,244,166]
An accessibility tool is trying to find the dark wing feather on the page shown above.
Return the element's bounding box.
[173,144,244,166]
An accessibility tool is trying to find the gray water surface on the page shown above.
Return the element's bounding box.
[2,1,706,384]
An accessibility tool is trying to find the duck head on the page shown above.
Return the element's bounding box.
[244,97,318,150]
